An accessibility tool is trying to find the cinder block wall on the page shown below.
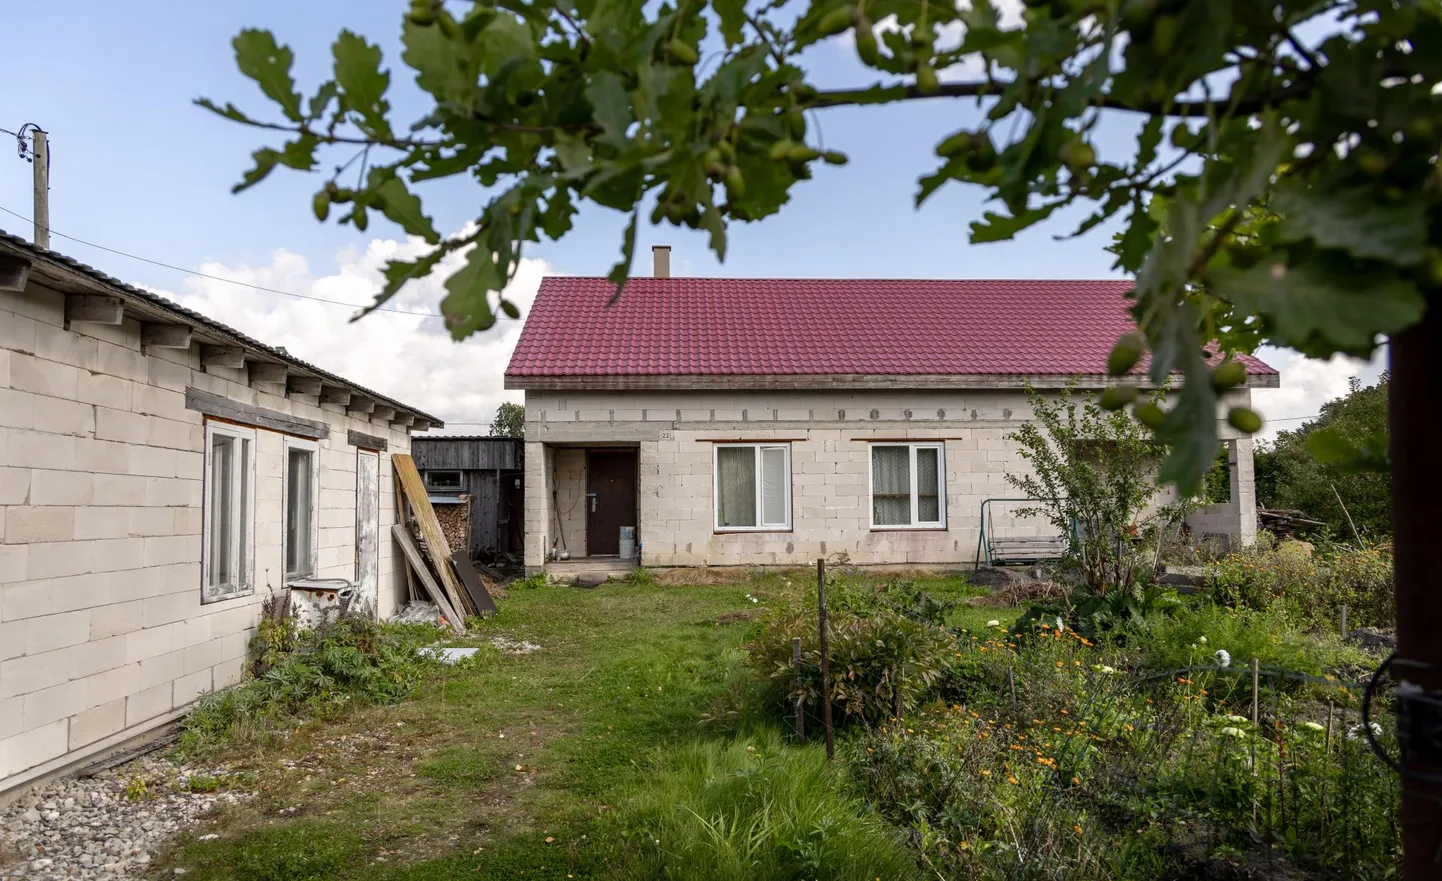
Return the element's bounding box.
[0,280,411,791]
[523,388,1258,570]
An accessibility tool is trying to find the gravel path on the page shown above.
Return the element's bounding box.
[0,755,251,880]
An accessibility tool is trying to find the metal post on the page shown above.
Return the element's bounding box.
[1392,302,1442,879]
[30,128,48,250]
[792,636,805,744]
[817,558,834,761]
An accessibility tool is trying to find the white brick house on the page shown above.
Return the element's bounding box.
[505,248,1277,574]
[0,232,441,794]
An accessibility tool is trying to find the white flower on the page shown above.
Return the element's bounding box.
[1214,649,1231,668]
[1301,722,1325,733]
[986,620,1001,628]
[1347,722,1383,741]
[1096,665,1117,675]
[1224,714,1248,724]
[1055,618,1066,632]
[1198,635,1208,644]
[750,598,759,604]
[1220,727,1246,738]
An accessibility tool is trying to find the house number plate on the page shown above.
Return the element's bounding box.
[659,430,674,441]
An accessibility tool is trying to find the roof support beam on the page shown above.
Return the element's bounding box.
[287,375,323,396]
[200,345,246,369]
[248,362,288,384]
[348,396,376,415]
[411,419,431,433]
[65,294,124,325]
[0,254,31,292]
[371,406,396,422]
[319,385,352,406]
[390,413,415,428]
[141,323,192,349]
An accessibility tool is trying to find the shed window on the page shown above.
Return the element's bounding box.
[871,443,945,528]
[285,438,319,580]
[425,470,463,491]
[203,423,255,602]
[715,444,790,531]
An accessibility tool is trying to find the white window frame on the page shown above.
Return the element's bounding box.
[868,442,947,530]
[282,436,321,582]
[713,443,792,532]
[202,422,256,603]
[424,469,464,491]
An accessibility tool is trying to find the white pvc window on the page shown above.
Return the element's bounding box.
[714,444,791,531]
[283,437,320,580]
[203,423,255,602]
[870,443,946,529]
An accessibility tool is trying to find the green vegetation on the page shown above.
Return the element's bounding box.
[1211,535,1394,632]
[159,559,1393,879]
[1255,374,1391,539]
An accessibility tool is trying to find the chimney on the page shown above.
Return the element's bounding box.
[652,245,671,279]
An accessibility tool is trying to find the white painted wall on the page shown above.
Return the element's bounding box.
[0,280,412,791]
[523,387,1258,570]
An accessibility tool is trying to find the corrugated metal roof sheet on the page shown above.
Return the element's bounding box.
[505,276,1277,381]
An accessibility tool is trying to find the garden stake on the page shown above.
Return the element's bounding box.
[792,636,805,743]
[1326,702,1334,754]
[817,558,834,761]
[1340,604,1348,639]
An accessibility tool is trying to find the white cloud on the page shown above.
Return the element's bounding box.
[1250,346,1387,442]
[155,231,551,435]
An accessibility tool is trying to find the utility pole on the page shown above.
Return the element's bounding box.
[30,127,48,249]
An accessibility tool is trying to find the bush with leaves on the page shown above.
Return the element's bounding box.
[181,613,450,753]
[748,607,956,728]
[1212,536,1394,632]
[1007,383,1189,596]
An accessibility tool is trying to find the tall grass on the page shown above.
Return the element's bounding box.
[609,728,921,880]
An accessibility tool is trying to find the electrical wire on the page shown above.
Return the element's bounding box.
[0,204,445,318]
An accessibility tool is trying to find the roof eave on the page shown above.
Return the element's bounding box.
[506,372,1281,392]
[0,233,444,427]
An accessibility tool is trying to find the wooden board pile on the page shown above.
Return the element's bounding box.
[392,454,498,632]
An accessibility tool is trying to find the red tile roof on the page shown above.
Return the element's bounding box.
[505,277,1277,380]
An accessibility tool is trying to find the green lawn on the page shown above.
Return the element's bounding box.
[155,582,757,879]
[153,576,1022,880]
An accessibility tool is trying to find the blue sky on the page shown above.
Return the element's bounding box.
[0,0,1380,432]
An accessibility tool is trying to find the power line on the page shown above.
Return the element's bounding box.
[0,204,444,318]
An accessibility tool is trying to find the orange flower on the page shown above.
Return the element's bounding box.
[1071,777,1080,785]
[1073,825,1082,835]
[1007,775,1019,785]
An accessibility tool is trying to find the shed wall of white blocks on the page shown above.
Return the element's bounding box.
[523,388,1256,570]
[0,281,411,790]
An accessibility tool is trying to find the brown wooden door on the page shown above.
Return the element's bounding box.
[587,450,637,556]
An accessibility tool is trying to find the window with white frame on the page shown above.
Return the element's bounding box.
[203,423,256,602]
[424,470,463,491]
[714,444,791,531]
[870,443,946,528]
[284,438,320,580]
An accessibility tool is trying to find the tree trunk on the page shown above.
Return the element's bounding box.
[1391,305,1442,879]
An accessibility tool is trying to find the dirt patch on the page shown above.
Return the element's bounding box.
[714,609,763,625]
[652,567,768,586]
[967,581,1071,607]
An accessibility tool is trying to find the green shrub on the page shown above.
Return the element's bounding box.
[1212,538,1393,631]
[180,614,440,753]
[748,607,956,727]
[609,729,921,880]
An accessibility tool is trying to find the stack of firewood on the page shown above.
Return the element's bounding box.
[433,495,472,558]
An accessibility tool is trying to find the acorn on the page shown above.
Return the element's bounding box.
[1107,332,1146,375]
[1228,407,1263,434]
[1133,402,1165,430]
[817,7,857,36]
[1211,360,1247,390]
[1099,386,1139,410]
